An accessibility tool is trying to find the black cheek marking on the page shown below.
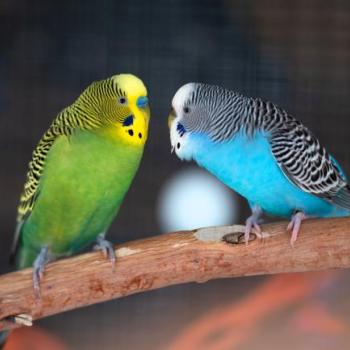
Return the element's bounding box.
[177,123,186,137]
[128,129,134,136]
[177,142,180,149]
[138,132,142,139]
[123,115,134,126]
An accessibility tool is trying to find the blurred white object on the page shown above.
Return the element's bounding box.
[157,167,238,232]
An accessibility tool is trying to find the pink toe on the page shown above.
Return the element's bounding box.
[244,231,250,244]
[253,223,261,234]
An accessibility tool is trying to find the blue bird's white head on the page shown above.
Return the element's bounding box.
[168,83,198,161]
[169,81,246,161]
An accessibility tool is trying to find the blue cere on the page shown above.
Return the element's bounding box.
[136,96,149,108]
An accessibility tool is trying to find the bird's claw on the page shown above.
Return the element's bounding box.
[32,246,49,299]
[244,206,263,244]
[244,219,262,244]
[33,269,42,299]
[94,234,116,271]
[287,211,307,246]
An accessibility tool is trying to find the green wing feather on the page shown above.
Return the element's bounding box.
[11,114,69,260]
[11,105,98,259]
[17,125,60,222]
[16,78,116,224]
[11,77,130,260]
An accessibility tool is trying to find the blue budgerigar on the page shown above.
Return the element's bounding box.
[168,83,350,245]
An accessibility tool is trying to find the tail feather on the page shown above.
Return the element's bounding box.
[333,185,350,210]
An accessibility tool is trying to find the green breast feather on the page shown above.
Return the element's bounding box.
[17,128,143,268]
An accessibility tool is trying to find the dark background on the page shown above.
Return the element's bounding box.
[1,1,350,349]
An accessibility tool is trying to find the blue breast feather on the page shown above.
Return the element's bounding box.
[189,131,349,218]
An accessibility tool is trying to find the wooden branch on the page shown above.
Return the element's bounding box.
[1,217,350,331]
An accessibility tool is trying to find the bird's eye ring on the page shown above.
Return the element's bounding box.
[183,106,190,114]
[118,97,127,105]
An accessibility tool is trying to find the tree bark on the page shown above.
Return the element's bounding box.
[0,217,349,331]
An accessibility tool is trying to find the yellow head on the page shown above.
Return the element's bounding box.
[76,73,150,147]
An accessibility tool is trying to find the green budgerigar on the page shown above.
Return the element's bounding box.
[11,73,150,294]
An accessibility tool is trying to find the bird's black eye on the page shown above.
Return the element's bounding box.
[119,97,127,105]
[183,106,190,114]
[177,142,181,149]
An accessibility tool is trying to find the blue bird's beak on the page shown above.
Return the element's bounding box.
[168,110,175,129]
[136,96,149,108]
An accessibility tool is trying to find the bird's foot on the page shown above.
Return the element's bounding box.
[94,234,116,271]
[33,246,49,299]
[287,211,307,246]
[245,206,263,244]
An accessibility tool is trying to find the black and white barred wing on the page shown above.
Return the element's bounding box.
[270,120,350,209]
[17,114,69,223]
